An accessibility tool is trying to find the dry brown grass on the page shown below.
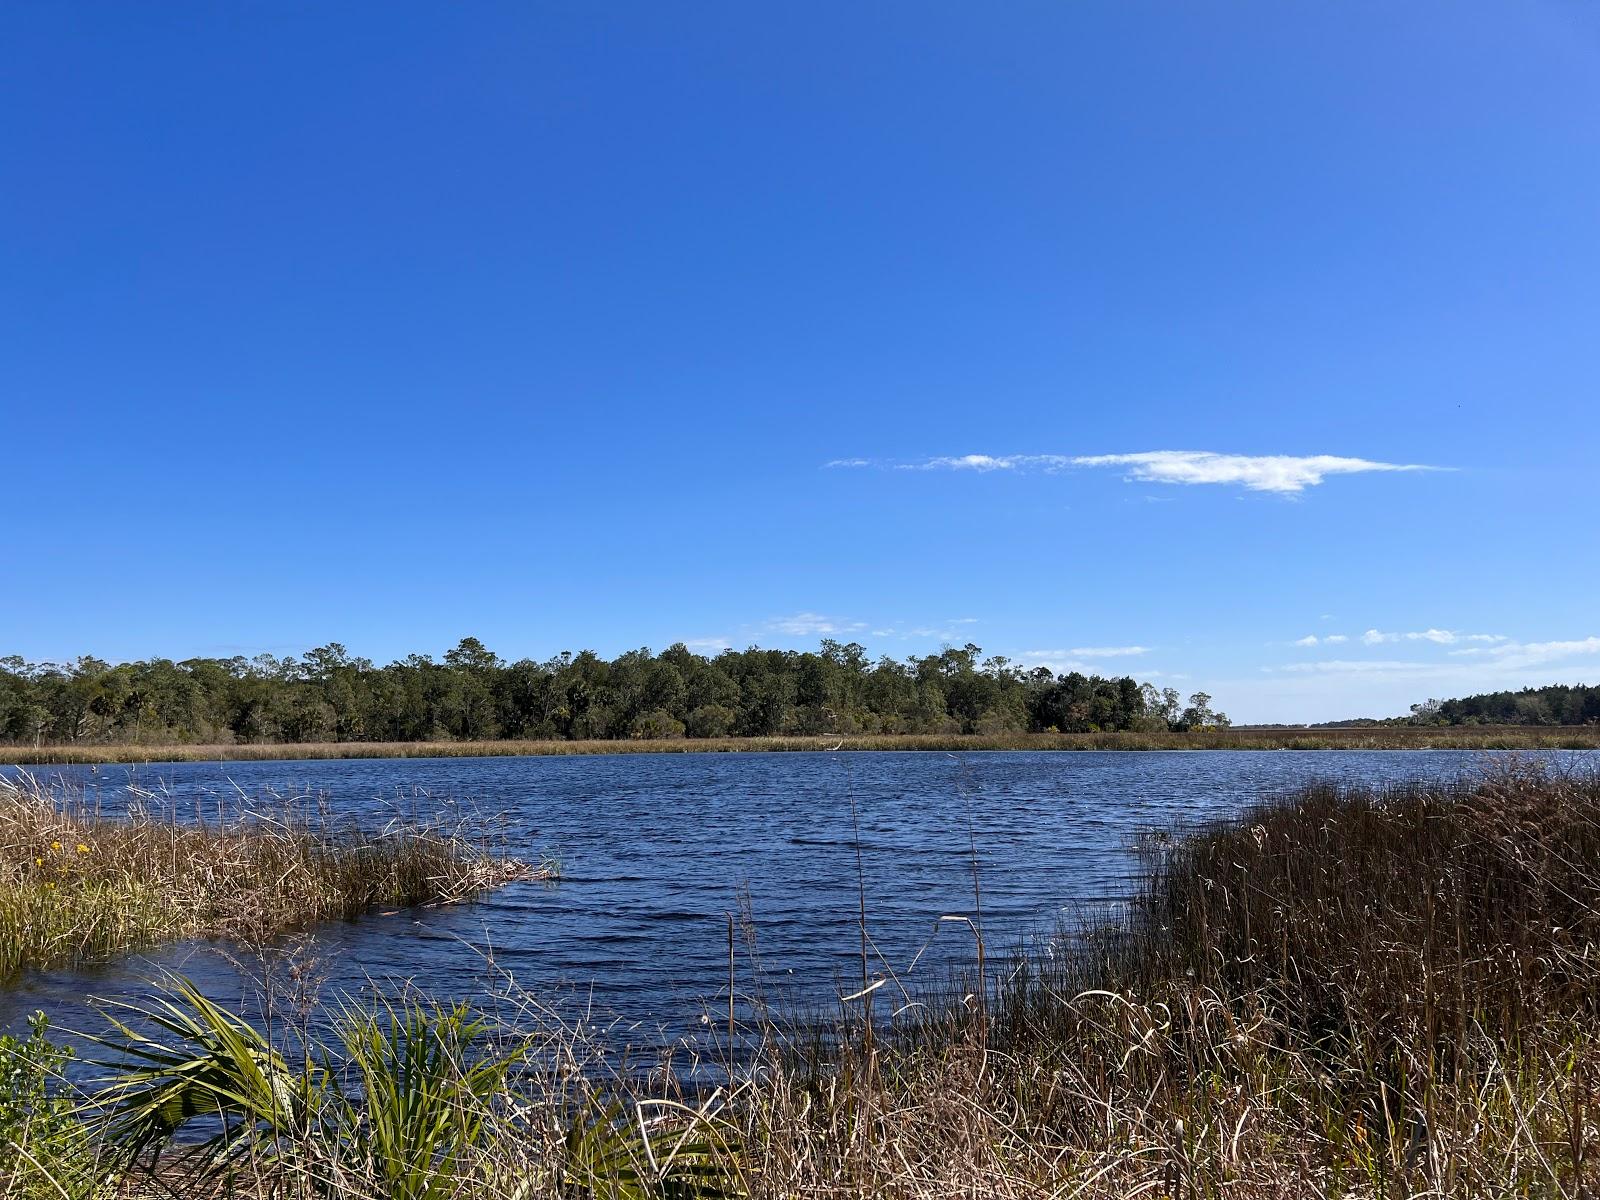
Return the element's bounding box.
[731,764,1600,1197]
[4,725,1597,765]
[0,772,547,978]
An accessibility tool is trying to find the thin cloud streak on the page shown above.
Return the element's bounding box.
[1268,634,1600,678]
[763,612,867,637]
[1075,452,1439,494]
[1360,628,1506,646]
[1473,636,1600,669]
[1224,629,1600,724]
[1017,656,1090,675]
[1279,659,1434,674]
[1017,648,1155,673]
[905,454,1072,472]
[829,451,1445,494]
[749,614,982,646]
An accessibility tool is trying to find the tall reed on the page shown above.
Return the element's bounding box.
[757,764,1600,1196]
[0,773,547,977]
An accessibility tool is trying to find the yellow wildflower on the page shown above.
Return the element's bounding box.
[34,857,42,866]
[76,843,90,855]
[43,882,55,890]
[50,841,61,852]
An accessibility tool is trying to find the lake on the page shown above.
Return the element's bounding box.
[1,749,1587,1046]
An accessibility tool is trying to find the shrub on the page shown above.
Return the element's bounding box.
[630,709,686,739]
[685,704,736,738]
[0,1012,102,1199]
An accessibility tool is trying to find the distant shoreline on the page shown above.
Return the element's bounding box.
[3,725,1597,765]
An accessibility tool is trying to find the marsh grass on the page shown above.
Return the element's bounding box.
[741,764,1600,1196]
[0,773,547,978]
[9,765,1600,1197]
[5,725,1598,765]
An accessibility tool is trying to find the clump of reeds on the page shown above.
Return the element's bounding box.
[741,763,1600,1197]
[1127,761,1600,1045]
[0,772,550,977]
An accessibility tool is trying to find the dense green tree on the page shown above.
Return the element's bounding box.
[1176,691,1230,731]
[0,638,1240,747]
[1423,684,1600,727]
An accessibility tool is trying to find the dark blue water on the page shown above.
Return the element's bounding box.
[2,749,1584,1046]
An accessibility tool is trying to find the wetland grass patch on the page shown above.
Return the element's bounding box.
[0,773,547,978]
[4,724,1599,765]
[793,763,1600,1196]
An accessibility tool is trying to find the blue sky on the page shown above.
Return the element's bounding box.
[4,1,1598,722]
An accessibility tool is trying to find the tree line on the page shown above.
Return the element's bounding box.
[0,639,1229,747]
[1406,683,1600,727]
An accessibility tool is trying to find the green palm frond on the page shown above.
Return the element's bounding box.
[72,975,746,1199]
[331,993,525,1200]
[562,1095,744,1199]
[75,974,324,1177]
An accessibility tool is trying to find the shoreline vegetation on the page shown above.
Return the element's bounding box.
[6,638,1596,765]
[1,765,1598,1195]
[7,638,1230,750]
[0,772,551,979]
[3,723,1600,764]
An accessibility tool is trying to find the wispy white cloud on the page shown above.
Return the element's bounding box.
[1016,653,1172,677]
[763,612,866,637]
[1474,636,1600,669]
[878,625,963,640]
[1360,628,1505,646]
[755,615,985,644]
[1264,634,1600,684]
[1291,634,1349,647]
[833,450,1443,494]
[867,618,982,642]
[1017,656,1090,675]
[1277,659,1434,674]
[1017,648,1153,672]
[1225,633,1600,724]
[1075,452,1439,494]
[683,637,733,652]
[901,454,1073,473]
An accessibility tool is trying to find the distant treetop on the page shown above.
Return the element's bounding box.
[0,639,1229,748]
